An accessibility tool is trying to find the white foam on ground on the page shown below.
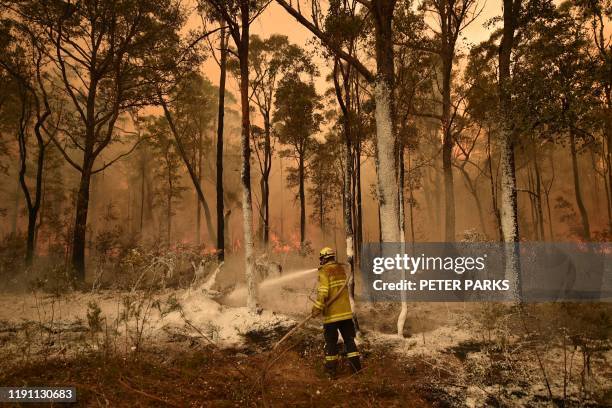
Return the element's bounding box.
[162,289,296,347]
[162,268,319,346]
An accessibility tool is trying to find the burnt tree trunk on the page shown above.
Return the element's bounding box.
[298,155,306,248]
[139,157,146,234]
[407,149,416,243]
[441,51,455,241]
[354,78,363,262]
[355,136,363,260]
[533,149,545,240]
[167,154,173,243]
[160,100,217,246]
[216,26,227,261]
[72,155,93,281]
[397,141,408,337]
[196,135,202,245]
[16,87,50,266]
[261,115,272,245]
[487,132,503,241]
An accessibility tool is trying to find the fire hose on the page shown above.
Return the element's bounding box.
[261,278,350,407]
[272,278,349,350]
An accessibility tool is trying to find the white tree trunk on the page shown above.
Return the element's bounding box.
[499,133,521,301]
[239,2,257,312]
[374,79,401,243]
[243,185,257,310]
[344,147,360,334]
[346,236,358,324]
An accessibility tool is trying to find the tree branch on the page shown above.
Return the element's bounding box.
[275,0,374,82]
[91,136,149,174]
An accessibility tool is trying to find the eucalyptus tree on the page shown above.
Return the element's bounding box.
[575,0,611,229]
[0,17,56,265]
[145,116,187,243]
[216,27,228,261]
[197,8,230,261]
[231,34,316,246]
[322,0,372,336]
[274,74,323,249]
[171,73,217,245]
[200,0,270,311]
[309,137,343,235]
[277,0,402,242]
[421,0,482,241]
[0,71,11,180]
[10,0,193,281]
[464,39,503,239]
[497,0,524,300]
[513,3,599,240]
[392,0,435,336]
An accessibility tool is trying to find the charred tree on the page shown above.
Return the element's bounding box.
[216,26,228,261]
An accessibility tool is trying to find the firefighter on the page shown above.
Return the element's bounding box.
[311,247,361,378]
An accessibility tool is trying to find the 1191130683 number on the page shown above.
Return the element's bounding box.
[0,387,76,402]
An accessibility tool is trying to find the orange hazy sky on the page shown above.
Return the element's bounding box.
[198,0,503,95]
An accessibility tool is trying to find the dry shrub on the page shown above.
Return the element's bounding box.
[90,242,217,291]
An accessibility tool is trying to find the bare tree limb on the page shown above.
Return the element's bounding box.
[275,0,374,82]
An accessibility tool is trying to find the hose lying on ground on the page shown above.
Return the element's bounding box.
[260,278,350,407]
[272,278,348,350]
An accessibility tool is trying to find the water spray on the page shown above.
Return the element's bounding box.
[259,268,317,288]
[224,268,318,303]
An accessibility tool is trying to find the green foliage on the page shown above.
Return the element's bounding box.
[308,135,343,227]
[513,3,599,142]
[18,0,196,117]
[274,76,323,157]
[144,115,188,238]
[172,73,218,152]
[274,74,323,207]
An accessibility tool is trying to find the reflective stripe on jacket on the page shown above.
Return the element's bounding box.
[313,262,353,324]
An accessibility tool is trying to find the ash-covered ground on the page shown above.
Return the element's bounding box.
[0,264,610,407]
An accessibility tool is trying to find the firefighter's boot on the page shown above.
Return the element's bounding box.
[324,356,338,379]
[347,353,362,374]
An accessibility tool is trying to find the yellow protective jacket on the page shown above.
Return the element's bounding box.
[313,262,353,324]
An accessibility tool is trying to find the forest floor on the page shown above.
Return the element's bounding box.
[0,282,610,407]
